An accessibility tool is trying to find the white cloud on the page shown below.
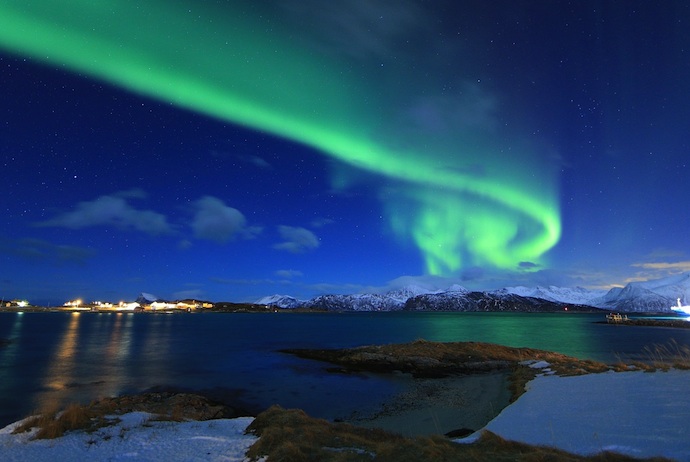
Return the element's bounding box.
[191,196,261,243]
[273,226,319,253]
[275,269,303,279]
[38,191,172,235]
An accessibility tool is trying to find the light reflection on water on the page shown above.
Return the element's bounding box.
[34,312,81,410]
[0,312,23,398]
[1,311,690,428]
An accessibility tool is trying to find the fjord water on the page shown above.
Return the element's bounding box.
[1,311,689,427]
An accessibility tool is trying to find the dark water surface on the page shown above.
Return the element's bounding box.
[1,311,689,427]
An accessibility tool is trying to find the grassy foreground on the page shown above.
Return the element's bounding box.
[11,392,246,440]
[11,340,687,461]
[11,397,673,461]
[245,405,672,462]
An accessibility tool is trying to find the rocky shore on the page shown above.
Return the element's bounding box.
[5,340,684,461]
[281,339,613,381]
[601,317,690,329]
[279,339,622,438]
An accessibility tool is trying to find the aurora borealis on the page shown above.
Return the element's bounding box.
[2,1,690,304]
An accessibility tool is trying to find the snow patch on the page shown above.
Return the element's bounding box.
[476,370,690,460]
[0,414,257,462]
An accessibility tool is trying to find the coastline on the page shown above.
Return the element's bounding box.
[2,339,690,460]
[599,317,690,329]
[339,371,512,437]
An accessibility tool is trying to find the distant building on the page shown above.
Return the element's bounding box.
[118,301,141,311]
[149,301,177,311]
[175,299,214,310]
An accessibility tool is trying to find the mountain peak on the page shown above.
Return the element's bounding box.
[255,294,303,309]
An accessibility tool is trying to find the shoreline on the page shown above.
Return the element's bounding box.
[338,371,512,437]
[598,318,690,329]
[3,339,689,460]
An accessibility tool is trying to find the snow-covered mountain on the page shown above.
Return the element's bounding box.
[502,286,606,305]
[257,286,439,311]
[135,293,161,304]
[256,273,690,313]
[403,290,585,312]
[257,284,595,312]
[255,294,304,309]
[384,285,440,303]
[589,272,690,312]
[303,293,399,311]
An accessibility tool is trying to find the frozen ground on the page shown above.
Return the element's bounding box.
[464,369,690,461]
[2,370,689,461]
[0,412,257,462]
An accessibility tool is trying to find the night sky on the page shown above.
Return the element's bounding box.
[2,1,689,305]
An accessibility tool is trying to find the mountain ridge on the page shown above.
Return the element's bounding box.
[256,272,690,313]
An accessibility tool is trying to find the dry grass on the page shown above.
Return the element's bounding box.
[284,339,612,376]
[13,403,103,440]
[245,405,673,462]
[610,339,690,373]
[284,339,615,401]
[11,392,241,440]
[642,339,690,371]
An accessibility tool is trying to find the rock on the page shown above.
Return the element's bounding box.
[445,428,475,438]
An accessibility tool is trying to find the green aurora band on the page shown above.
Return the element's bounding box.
[0,0,561,276]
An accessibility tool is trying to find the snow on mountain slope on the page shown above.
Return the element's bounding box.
[635,272,690,300]
[255,294,304,309]
[135,293,160,304]
[503,286,606,305]
[258,285,439,311]
[257,274,690,313]
[384,285,439,303]
[305,293,402,311]
[589,272,690,312]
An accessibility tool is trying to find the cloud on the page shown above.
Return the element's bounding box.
[177,239,193,250]
[273,226,320,253]
[275,269,303,279]
[38,190,171,235]
[612,260,690,287]
[246,155,272,169]
[191,196,261,243]
[310,217,335,228]
[0,237,95,264]
[632,261,690,271]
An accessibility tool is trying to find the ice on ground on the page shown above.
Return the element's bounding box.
[519,359,554,375]
[522,360,551,369]
[0,413,256,462]
[475,370,690,461]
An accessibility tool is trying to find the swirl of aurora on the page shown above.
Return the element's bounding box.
[0,0,561,276]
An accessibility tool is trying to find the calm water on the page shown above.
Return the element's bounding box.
[1,311,689,427]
